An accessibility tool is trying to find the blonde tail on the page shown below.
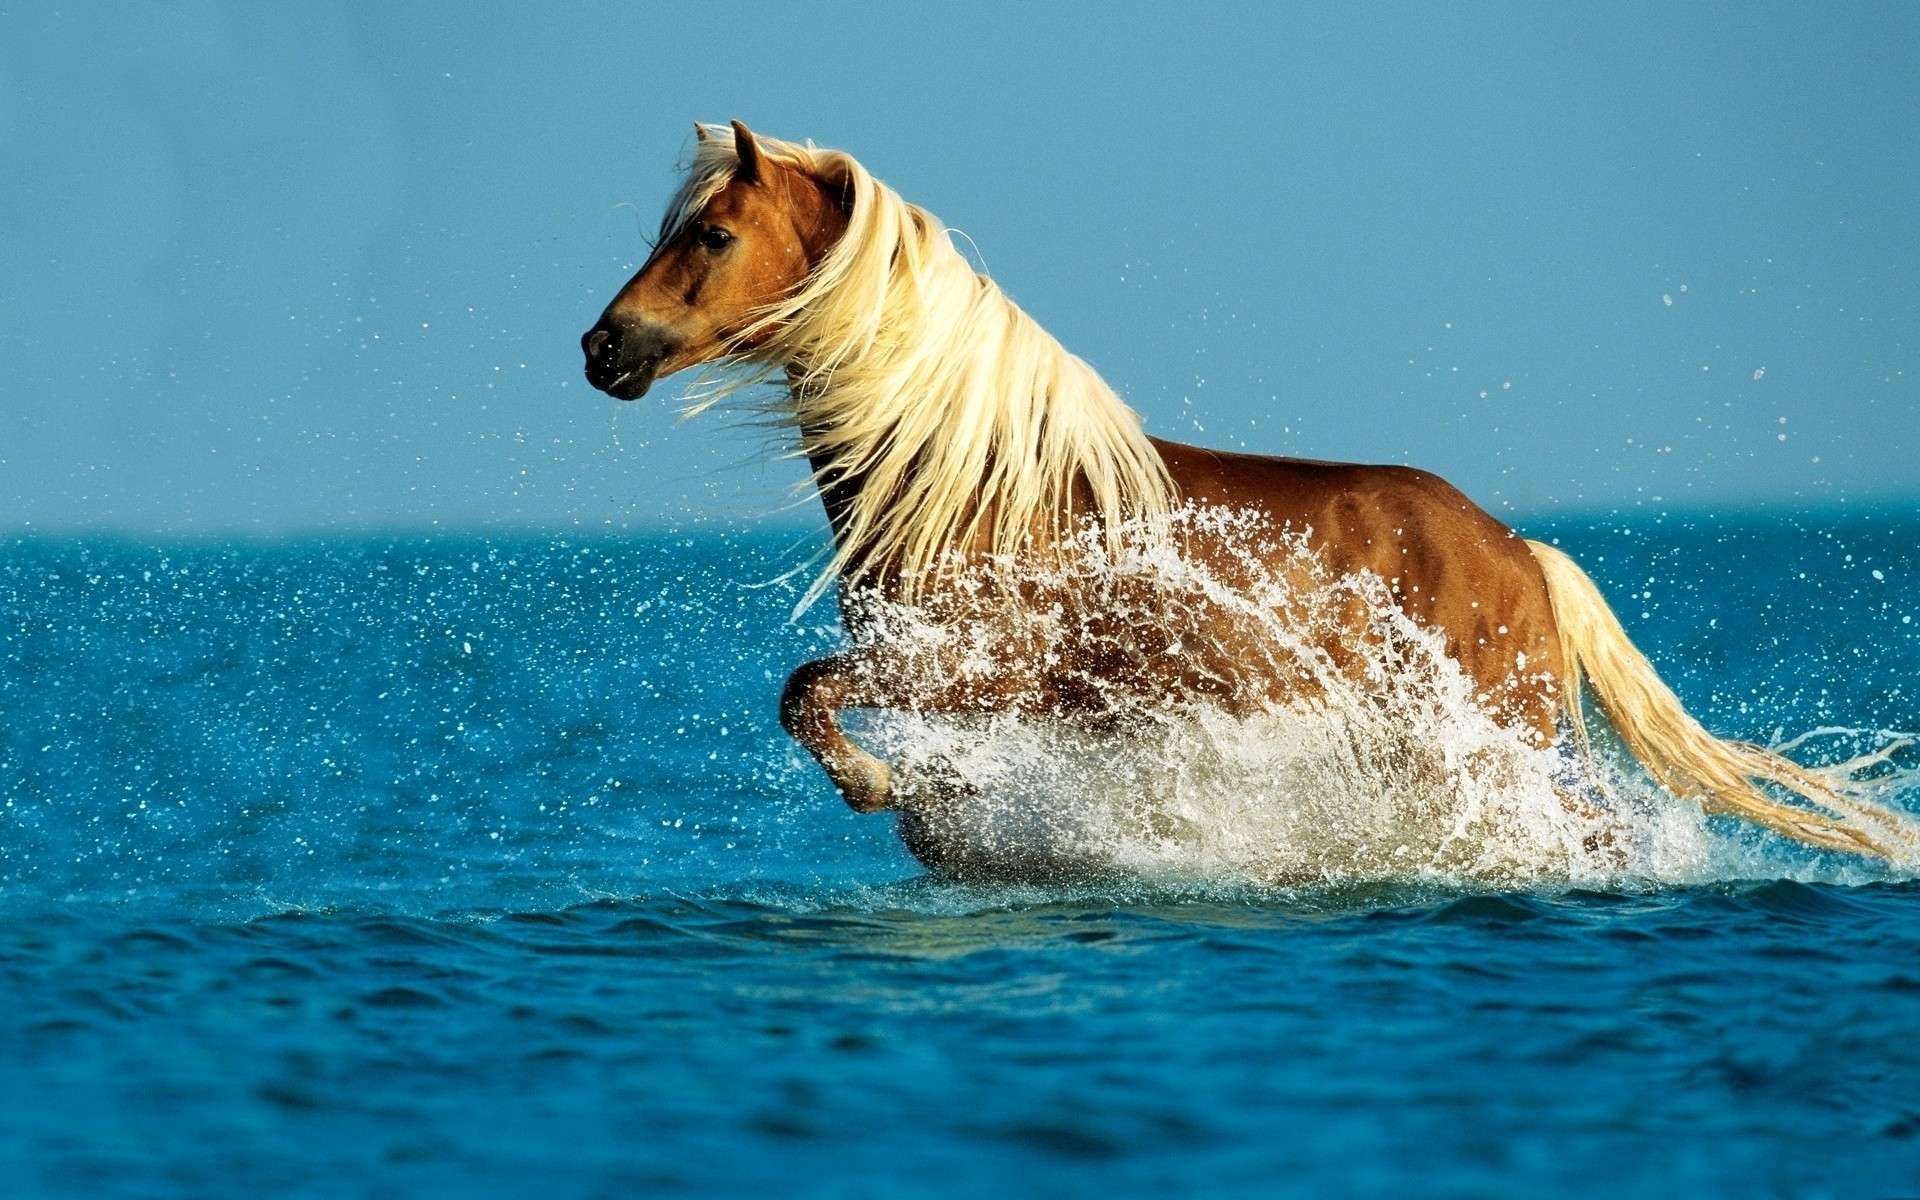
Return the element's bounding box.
[1526,539,1917,861]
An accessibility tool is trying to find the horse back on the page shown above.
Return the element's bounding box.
[1150,438,1565,737]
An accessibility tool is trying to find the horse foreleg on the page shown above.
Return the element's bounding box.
[780,654,905,812]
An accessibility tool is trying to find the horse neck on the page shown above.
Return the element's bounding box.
[787,366,874,567]
[791,375,1003,604]
[800,423,860,550]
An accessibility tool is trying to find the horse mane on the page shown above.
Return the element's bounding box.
[666,124,1175,608]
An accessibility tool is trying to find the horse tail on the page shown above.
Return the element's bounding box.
[1525,539,1917,862]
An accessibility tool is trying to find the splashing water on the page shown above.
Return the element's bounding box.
[836,508,1920,891]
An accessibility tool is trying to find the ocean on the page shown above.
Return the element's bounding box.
[3,512,1919,1198]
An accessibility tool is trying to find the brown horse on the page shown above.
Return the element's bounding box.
[583,120,1911,865]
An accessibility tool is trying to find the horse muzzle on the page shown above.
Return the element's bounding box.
[581,317,678,400]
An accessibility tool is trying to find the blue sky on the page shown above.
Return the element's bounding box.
[1,1,1914,535]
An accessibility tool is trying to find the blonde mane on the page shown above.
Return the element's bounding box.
[667,124,1175,607]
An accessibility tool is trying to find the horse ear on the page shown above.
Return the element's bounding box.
[693,121,710,142]
[731,119,762,185]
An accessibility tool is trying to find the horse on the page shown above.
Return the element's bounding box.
[582,120,1912,867]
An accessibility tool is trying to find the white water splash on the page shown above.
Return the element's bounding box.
[834,508,1918,891]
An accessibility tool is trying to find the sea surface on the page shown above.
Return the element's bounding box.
[3,513,1920,1198]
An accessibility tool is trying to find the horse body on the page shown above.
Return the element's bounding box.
[582,120,1911,865]
[777,435,1565,827]
[1146,438,1565,737]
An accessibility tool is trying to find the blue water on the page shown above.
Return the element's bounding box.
[4,515,1920,1197]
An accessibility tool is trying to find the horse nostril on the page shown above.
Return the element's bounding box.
[583,325,618,362]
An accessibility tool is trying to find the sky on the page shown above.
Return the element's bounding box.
[1,1,1915,537]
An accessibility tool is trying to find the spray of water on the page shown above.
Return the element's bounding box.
[826,508,1917,891]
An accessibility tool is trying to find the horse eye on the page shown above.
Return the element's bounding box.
[696,226,734,251]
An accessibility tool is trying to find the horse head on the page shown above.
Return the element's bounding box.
[582,121,850,400]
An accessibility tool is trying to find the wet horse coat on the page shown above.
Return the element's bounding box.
[582,121,1910,863]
